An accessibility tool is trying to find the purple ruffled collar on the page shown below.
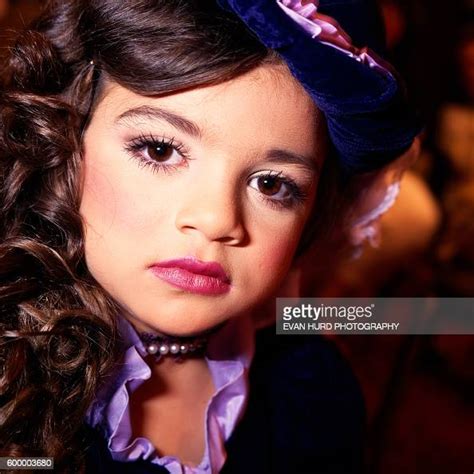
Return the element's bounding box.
[85,314,256,473]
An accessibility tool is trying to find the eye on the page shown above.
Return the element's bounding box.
[145,139,179,163]
[124,134,191,174]
[250,173,291,199]
[248,171,309,210]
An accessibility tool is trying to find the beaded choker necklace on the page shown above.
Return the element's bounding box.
[140,332,208,362]
[138,321,227,363]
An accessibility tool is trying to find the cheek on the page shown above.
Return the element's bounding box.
[80,156,151,235]
[80,162,116,227]
[252,227,301,282]
[79,156,159,277]
[80,167,121,244]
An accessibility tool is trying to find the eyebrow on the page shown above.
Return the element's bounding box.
[115,105,202,138]
[116,105,320,174]
[265,149,320,174]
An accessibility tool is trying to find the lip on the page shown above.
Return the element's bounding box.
[149,256,231,295]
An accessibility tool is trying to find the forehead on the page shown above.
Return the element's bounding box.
[90,64,323,154]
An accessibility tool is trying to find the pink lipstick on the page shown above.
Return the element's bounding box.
[149,256,231,295]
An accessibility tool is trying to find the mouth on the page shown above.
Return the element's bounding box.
[149,256,231,295]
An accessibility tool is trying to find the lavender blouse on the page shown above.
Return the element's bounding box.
[85,314,256,474]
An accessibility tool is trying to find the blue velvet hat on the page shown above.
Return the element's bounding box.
[217,0,421,174]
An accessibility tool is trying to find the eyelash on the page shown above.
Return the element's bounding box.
[124,133,192,175]
[251,171,309,210]
[123,133,309,210]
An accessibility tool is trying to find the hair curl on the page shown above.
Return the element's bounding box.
[0,1,362,472]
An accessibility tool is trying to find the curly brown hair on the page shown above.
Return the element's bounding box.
[0,1,362,472]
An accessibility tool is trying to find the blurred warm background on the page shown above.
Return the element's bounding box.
[1,1,473,473]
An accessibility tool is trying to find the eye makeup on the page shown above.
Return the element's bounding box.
[124,133,192,175]
[123,132,313,210]
[248,170,310,210]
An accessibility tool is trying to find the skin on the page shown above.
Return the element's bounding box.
[80,63,323,338]
[79,63,324,462]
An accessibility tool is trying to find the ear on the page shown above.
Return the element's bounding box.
[348,136,421,257]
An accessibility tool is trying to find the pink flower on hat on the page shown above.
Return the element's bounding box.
[277,0,390,73]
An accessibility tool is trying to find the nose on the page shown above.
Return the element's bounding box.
[175,175,246,246]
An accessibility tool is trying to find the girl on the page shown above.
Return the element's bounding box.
[0,0,419,472]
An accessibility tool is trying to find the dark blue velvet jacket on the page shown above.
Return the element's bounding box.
[82,325,366,473]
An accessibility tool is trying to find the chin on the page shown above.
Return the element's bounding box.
[121,294,247,338]
[134,312,230,338]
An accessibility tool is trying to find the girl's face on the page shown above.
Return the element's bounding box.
[80,64,323,336]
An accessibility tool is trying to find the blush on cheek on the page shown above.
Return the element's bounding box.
[80,159,151,233]
[80,165,116,224]
[257,237,298,283]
